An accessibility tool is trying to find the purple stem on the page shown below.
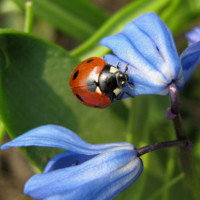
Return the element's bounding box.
[169,81,179,115]
[137,140,188,157]
[168,82,200,199]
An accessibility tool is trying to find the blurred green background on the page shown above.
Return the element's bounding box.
[0,0,200,200]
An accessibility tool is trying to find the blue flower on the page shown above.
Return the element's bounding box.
[1,125,143,200]
[100,13,200,98]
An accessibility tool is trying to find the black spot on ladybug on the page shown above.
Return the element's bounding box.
[73,70,79,80]
[76,94,84,102]
[94,105,100,108]
[86,59,94,63]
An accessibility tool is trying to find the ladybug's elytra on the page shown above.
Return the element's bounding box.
[69,57,134,109]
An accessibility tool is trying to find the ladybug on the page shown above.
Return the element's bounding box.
[69,57,134,109]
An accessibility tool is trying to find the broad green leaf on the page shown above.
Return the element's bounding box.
[0,30,129,169]
[11,0,108,41]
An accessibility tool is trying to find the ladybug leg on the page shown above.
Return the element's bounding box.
[116,92,134,100]
[117,62,120,69]
[110,95,114,102]
[128,82,134,85]
[123,63,135,86]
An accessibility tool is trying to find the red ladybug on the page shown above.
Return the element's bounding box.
[69,57,133,109]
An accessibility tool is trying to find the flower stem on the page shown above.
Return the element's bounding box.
[137,139,188,157]
[24,1,33,33]
[169,82,200,200]
[126,96,150,200]
[169,81,179,115]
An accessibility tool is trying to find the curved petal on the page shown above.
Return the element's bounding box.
[103,54,168,96]
[133,13,181,80]
[44,158,142,200]
[101,33,167,85]
[1,125,135,154]
[180,41,200,83]
[100,13,183,92]
[24,149,143,200]
[44,151,97,173]
[185,27,200,46]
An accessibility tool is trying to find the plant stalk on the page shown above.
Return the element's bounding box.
[137,139,188,157]
[24,1,33,33]
[169,82,200,200]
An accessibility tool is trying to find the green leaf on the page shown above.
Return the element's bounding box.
[0,30,129,169]
[11,0,108,41]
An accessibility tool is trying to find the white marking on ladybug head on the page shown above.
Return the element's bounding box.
[110,66,119,74]
[120,74,123,77]
[121,81,125,85]
[113,88,122,96]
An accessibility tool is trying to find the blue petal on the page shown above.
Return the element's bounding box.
[24,149,143,200]
[180,41,200,83]
[100,13,183,93]
[1,125,135,155]
[185,27,200,46]
[44,161,142,200]
[43,151,97,173]
[133,13,181,80]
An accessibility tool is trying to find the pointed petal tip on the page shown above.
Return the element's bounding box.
[185,26,200,46]
[181,41,200,83]
[1,144,8,150]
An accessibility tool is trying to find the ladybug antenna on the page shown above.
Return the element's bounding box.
[124,64,135,91]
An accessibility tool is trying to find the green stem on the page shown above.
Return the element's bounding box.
[146,173,184,200]
[162,124,176,200]
[126,96,150,144]
[24,1,33,33]
[0,121,6,143]
[162,148,175,200]
[125,96,150,200]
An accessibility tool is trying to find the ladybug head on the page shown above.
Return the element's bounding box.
[116,71,129,88]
